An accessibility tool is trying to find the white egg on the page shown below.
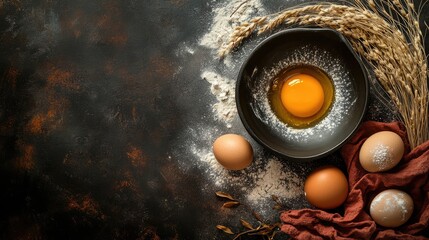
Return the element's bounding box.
[370,189,413,228]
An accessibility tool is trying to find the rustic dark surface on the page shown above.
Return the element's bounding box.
[0,1,428,239]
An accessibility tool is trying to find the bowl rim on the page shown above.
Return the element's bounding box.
[235,27,369,161]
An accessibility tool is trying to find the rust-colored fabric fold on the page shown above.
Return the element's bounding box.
[280,121,429,239]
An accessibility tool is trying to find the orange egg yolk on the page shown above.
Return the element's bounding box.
[280,73,325,118]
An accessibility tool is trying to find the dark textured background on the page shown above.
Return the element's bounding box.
[0,0,427,239]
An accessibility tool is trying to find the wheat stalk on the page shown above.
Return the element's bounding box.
[220,1,428,149]
[218,16,267,58]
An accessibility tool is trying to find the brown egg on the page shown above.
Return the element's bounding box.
[304,166,348,209]
[359,131,404,172]
[370,189,413,228]
[212,134,253,170]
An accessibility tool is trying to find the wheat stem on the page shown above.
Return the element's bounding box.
[219,1,428,148]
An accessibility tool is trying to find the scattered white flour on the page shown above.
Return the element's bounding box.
[175,0,307,217]
[247,159,303,203]
[251,45,357,143]
[199,0,265,50]
[201,71,236,128]
[175,43,195,57]
[371,144,393,171]
[191,0,306,210]
[196,0,267,126]
[185,124,304,207]
[199,0,265,69]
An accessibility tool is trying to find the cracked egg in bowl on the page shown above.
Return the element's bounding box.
[236,28,368,161]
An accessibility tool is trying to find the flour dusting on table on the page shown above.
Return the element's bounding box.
[201,71,236,128]
[184,124,304,209]
[199,0,265,50]
[175,0,306,217]
[198,0,266,126]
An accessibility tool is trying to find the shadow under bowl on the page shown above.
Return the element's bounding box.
[236,28,368,161]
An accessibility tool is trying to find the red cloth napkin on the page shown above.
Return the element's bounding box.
[280,121,429,239]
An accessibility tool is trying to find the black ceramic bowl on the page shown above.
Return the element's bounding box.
[236,28,368,161]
